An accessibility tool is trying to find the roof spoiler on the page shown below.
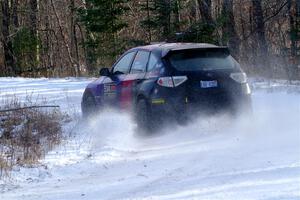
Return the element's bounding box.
[161,47,230,58]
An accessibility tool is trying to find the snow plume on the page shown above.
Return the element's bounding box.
[68,90,299,200]
[231,96,298,142]
[80,90,300,155]
[80,109,137,152]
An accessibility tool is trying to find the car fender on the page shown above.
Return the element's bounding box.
[135,78,157,105]
[84,76,109,105]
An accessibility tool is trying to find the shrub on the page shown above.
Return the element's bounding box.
[0,96,69,178]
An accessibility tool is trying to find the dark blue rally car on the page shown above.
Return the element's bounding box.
[81,43,252,130]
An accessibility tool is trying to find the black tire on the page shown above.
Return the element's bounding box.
[81,92,97,118]
[136,99,154,132]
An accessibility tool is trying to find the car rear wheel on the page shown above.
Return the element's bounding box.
[136,99,154,132]
[81,92,97,118]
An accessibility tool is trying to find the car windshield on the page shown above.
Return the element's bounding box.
[168,49,236,71]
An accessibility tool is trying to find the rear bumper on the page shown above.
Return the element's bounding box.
[149,83,252,118]
[151,95,252,120]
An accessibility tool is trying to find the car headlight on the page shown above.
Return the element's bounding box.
[230,72,247,83]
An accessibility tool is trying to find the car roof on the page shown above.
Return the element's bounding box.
[131,43,227,57]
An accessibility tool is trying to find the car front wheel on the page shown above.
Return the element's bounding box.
[81,92,97,118]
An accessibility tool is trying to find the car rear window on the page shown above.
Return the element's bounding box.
[168,49,236,71]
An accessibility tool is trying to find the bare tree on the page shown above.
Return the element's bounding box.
[197,0,214,25]
[1,0,16,75]
[70,0,81,76]
[12,0,19,27]
[288,0,298,57]
[50,0,76,76]
[222,0,240,58]
[29,0,38,72]
[287,0,300,79]
[252,0,270,76]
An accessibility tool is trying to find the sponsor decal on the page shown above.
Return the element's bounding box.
[151,99,165,104]
[104,84,117,96]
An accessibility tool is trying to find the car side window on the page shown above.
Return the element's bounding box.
[130,51,150,74]
[113,51,136,74]
[147,53,159,72]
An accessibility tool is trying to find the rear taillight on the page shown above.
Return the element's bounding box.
[157,76,188,87]
[157,77,173,87]
[230,72,247,83]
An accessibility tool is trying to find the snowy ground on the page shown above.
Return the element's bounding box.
[0,77,299,200]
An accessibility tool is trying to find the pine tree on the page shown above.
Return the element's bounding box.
[79,0,128,70]
[140,0,156,42]
[140,0,182,42]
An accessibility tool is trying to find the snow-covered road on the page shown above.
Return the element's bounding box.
[0,77,299,200]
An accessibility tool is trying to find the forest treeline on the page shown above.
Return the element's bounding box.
[0,0,299,79]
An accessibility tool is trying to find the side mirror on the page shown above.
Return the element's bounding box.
[99,68,111,77]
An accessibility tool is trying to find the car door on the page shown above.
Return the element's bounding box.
[102,51,136,106]
[119,50,150,109]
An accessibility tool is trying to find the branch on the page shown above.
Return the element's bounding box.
[263,1,289,23]
[50,0,75,68]
[0,105,60,113]
[242,0,288,41]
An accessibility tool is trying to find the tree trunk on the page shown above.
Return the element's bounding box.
[288,0,298,57]
[173,0,180,33]
[252,0,270,77]
[29,0,38,74]
[146,0,152,42]
[50,0,75,76]
[158,0,172,40]
[70,0,81,76]
[222,0,240,58]
[197,0,213,25]
[288,0,300,80]
[29,0,38,35]
[1,0,16,75]
[12,0,19,27]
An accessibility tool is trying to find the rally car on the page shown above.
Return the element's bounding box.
[81,43,252,130]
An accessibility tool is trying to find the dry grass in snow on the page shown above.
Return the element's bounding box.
[0,95,70,178]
